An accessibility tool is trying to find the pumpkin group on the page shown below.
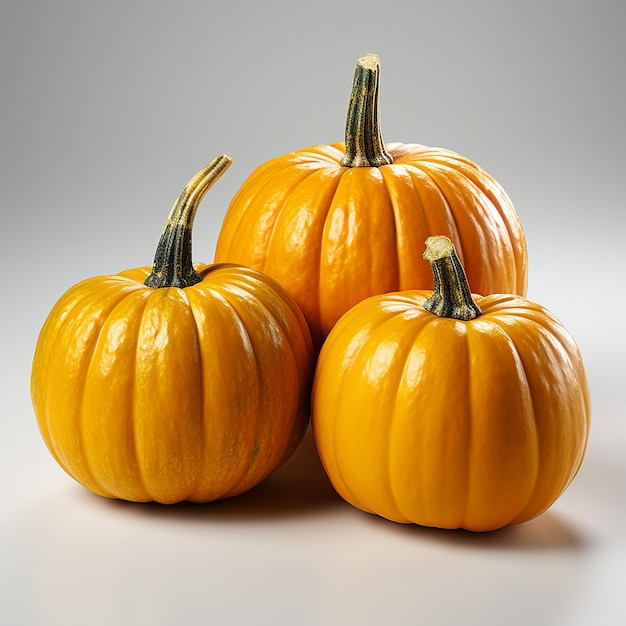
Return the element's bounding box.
[215,54,527,349]
[32,53,590,531]
[311,236,590,532]
[31,156,314,504]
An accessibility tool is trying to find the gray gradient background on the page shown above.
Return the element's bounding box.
[2,1,625,625]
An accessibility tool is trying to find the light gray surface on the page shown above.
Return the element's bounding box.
[2,1,625,624]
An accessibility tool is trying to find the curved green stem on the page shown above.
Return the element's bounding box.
[423,236,482,320]
[145,154,232,289]
[341,53,393,168]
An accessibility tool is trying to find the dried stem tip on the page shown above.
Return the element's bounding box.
[423,235,482,321]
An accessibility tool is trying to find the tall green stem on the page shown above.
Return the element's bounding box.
[423,236,482,320]
[145,154,232,289]
[341,54,393,168]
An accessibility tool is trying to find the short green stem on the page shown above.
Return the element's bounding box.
[145,154,232,289]
[423,236,482,320]
[341,54,393,168]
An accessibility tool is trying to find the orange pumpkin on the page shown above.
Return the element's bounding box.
[215,54,527,349]
[31,156,314,504]
[312,235,590,532]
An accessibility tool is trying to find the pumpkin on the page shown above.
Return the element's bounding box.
[31,155,314,504]
[215,53,527,349]
[312,235,590,532]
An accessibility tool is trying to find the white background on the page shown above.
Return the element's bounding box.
[2,1,625,624]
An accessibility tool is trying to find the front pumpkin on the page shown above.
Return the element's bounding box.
[312,236,590,532]
[31,156,314,504]
[215,54,527,349]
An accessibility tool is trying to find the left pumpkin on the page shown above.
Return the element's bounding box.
[31,155,314,504]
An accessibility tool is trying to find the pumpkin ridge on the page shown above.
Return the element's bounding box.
[138,287,214,503]
[464,316,540,530]
[230,157,310,211]
[305,168,344,344]
[183,283,256,500]
[295,144,345,165]
[262,166,335,275]
[236,284,307,493]
[488,302,571,343]
[396,166,443,289]
[118,290,153,501]
[179,288,208,502]
[214,283,266,497]
[242,292,309,474]
[234,280,295,484]
[333,310,414,516]
[462,320,475,529]
[85,288,153,501]
[77,288,145,498]
[43,280,139,493]
[325,315,377,511]
[418,316,473,529]
[404,162,466,270]
[421,162,497,291]
[451,163,521,293]
[416,155,526,294]
[130,288,173,502]
[382,163,431,290]
[479,314,542,526]
[316,169,358,338]
[377,165,402,292]
[180,282,234,502]
[216,159,288,245]
[181,283,222,501]
[34,279,103,468]
[363,310,419,522]
[490,309,590,522]
[419,152,475,170]
[235,157,323,206]
[230,165,324,272]
[387,309,436,522]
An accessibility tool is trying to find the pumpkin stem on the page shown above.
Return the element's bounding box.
[145,154,232,289]
[423,235,482,320]
[341,53,393,168]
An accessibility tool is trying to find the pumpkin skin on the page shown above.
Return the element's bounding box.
[215,55,527,349]
[31,157,314,504]
[312,237,590,532]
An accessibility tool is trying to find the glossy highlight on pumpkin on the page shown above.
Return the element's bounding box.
[31,157,314,504]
